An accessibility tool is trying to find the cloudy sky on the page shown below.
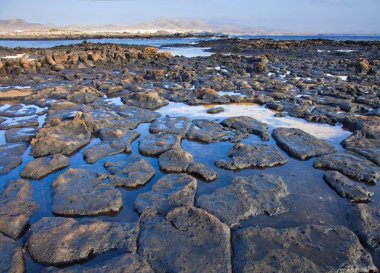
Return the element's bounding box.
[1,0,379,33]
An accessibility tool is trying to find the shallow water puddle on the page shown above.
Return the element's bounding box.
[159,47,213,57]
[157,102,351,144]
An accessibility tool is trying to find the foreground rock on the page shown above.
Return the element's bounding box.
[342,131,380,165]
[220,116,269,140]
[0,143,27,175]
[216,143,287,170]
[324,171,373,202]
[197,174,288,227]
[138,133,181,156]
[52,169,122,216]
[21,154,70,180]
[44,254,154,273]
[27,217,137,266]
[0,179,37,239]
[122,91,169,109]
[31,119,91,157]
[0,233,24,273]
[232,225,376,273]
[272,128,336,160]
[83,130,140,163]
[149,116,190,136]
[5,127,36,143]
[138,207,232,273]
[0,115,39,130]
[104,156,155,189]
[314,152,380,184]
[135,173,196,214]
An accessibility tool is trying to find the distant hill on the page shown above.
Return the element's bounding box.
[0,19,50,32]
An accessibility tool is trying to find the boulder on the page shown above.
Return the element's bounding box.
[207,106,224,114]
[31,119,91,157]
[158,148,193,172]
[0,233,24,273]
[197,174,288,227]
[355,58,370,74]
[27,217,137,266]
[122,91,169,110]
[0,179,37,239]
[220,116,269,141]
[137,207,232,273]
[216,143,287,170]
[313,152,380,184]
[232,225,376,273]
[104,156,155,189]
[135,173,196,215]
[323,171,373,203]
[52,168,122,216]
[21,154,70,180]
[272,127,336,160]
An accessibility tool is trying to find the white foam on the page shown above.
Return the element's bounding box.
[157,102,350,143]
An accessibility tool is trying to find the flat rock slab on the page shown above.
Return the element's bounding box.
[0,233,24,273]
[52,168,122,216]
[342,131,380,165]
[44,254,154,273]
[158,148,193,172]
[0,143,27,175]
[220,116,269,141]
[83,130,140,164]
[135,173,196,215]
[272,127,336,160]
[313,152,380,184]
[21,154,70,180]
[113,105,161,124]
[27,217,137,266]
[138,207,232,273]
[324,171,373,202]
[207,106,225,114]
[138,133,181,156]
[105,156,155,189]
[0,179,37,239]
[232,225,376,273]
[5,127,36,143]
[197,174,289,227]
[216,143,287,170]
[149,116,190,136]
[186,119,246,143]
[187,162,218,181]
[0,104,45,118]
[0,115,39,130]
[31,119,91,157]
[122,91,169,109]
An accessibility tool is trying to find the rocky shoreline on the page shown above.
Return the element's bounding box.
[0,38,380,272]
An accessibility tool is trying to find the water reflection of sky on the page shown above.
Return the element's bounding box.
[157,102,351,145]
[159,47,212,57]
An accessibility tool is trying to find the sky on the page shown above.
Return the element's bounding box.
[0,0,379,34]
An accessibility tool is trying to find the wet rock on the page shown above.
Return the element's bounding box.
[24,87,69,104]
[21,154,70,180]
[137,206,232,273]
[0,233,24,273]
[342,131,380,165]
[0,89,32,100]
[323,171,373,203]
[122,91,169,109]
[232,225,376,273]
[149,116,190,136]
[5,127,36,143]
[44,253,154,273]
[0,115,39,130]
[186,119,245,143]
[83,130,140,164]
[135,173,196,214]
[272,127,336,160]
[104,156,155,189]
[0,179,37,239]
[355,58,370,74]
[216,143,287,170]
[52,168,122,216]
[187,162,218,181]
[313,152,380,184]
[0,143,27,175]
[0,104,45,118]
[27,217,137,266]
[220,116,269,140]
[113,105,160,124]
[138,133,181,156]
[158,148,193,172]
[31,119,91,157]
[67,87,104,104]
[197,174,288,227]
[193,88,229,104]
[207,106,224,114]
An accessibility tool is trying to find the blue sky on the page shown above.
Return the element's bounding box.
[1,0,379,33]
